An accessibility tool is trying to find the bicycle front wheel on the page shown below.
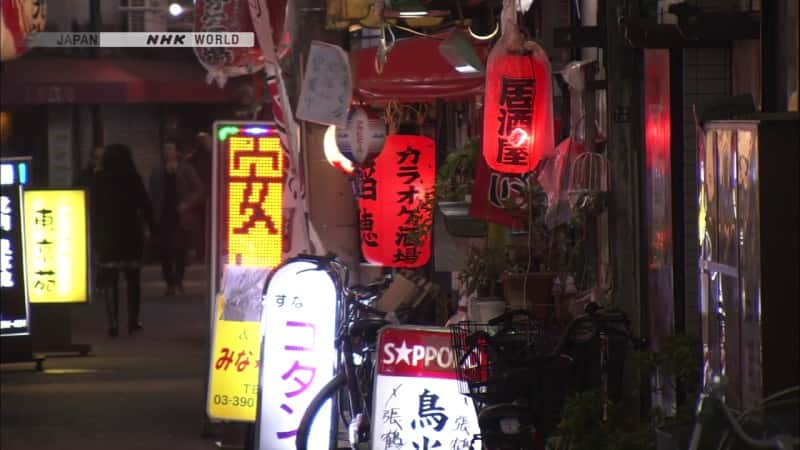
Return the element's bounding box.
[296,372,348,450]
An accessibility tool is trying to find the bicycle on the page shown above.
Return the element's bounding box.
[294,254,393,450]
[451,303,646,450]
[689,375,799,450]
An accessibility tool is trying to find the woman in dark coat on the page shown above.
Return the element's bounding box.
[92,144,155,336]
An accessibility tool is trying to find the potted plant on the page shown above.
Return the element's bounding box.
[498,181,581,321]
[435,139,488,238]
[458,245,509,322]
[435,139,480,203]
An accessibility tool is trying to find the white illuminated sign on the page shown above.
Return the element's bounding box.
[372,326,482,450]
[257,258,338,449]
[0,165,14,185]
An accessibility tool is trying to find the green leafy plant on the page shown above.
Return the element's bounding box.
[635,334,703,423]
[555,334,703,450]
[435,139,479,202]
[458,245,509,297]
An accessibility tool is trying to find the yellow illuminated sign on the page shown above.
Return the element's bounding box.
[23,189,88,303]
[226,136,283,269]
[207,294,262,421]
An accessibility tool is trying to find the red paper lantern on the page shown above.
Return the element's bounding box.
[1,0,47,61]
[194,0,265,87]
[358,135,435,268]
[482,40,554,174]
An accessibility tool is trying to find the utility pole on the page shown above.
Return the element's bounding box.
[604,0,645,417]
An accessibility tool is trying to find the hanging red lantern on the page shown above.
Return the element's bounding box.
[194,0,265,87]
[1,0,47,61]
[482,3,554,174]
[358,135,435,268]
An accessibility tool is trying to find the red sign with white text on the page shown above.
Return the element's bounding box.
[378,326,458,380]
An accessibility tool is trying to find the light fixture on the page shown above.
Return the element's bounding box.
[397,10,428,17]
[243,126,270,135]
[383,0,448,18]
[455,65,479,74]
[439,29,485,75]
[169,3,184,17]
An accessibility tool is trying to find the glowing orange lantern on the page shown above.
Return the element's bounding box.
[358,135,435,268]
[216,123,284,269]
[323,125,355,175]
[482,39,554,174]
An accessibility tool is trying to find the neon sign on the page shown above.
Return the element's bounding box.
[223,131,283,268]
[0,184,29,336]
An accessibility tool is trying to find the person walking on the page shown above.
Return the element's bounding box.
[92,144,154,337]
[150,139,203,296]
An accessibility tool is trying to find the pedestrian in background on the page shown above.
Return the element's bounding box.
[184,132,212,263]
[150,139,203,296]
[92,144,154,337]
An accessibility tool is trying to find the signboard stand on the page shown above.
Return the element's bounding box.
[30,305,91,356]
[0,335,45,371]
[203,122,284,448]
[1,160,43,370]
[21,188,92,357]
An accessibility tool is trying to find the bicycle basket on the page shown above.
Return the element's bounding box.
[450,321,562,406]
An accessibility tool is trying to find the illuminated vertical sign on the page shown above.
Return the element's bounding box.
[22,189,88,303]
[372,326,482,449]
[207,122,285,422]
[0,183,29,336]
[224,128,284,267]
[256,257,338,450]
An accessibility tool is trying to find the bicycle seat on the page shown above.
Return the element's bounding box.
[478,403,534,425]
[349,317,390,342]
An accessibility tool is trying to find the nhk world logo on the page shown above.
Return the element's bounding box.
[25,32,254,48]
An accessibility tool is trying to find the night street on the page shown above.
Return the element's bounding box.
[1,264,214,450]
[1,0,798,449]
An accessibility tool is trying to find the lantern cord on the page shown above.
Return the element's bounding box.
[388,23,446,40]
[375,23,397,74]
[384,101,429,134]
[468,22,500,41]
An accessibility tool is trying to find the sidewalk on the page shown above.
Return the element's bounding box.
[1,264,215,450]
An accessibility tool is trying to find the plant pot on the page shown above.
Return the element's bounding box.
[468,297,506,322]
[502,272,557,319]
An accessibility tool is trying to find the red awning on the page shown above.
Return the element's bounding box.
[351,33,489,103]
[0,57,241,104]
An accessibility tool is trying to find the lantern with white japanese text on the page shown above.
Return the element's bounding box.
[335,107,387,165]
[1,0,47,61]
[194,0,265,87]
[482,1,554,174]
[358,135,435,268]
